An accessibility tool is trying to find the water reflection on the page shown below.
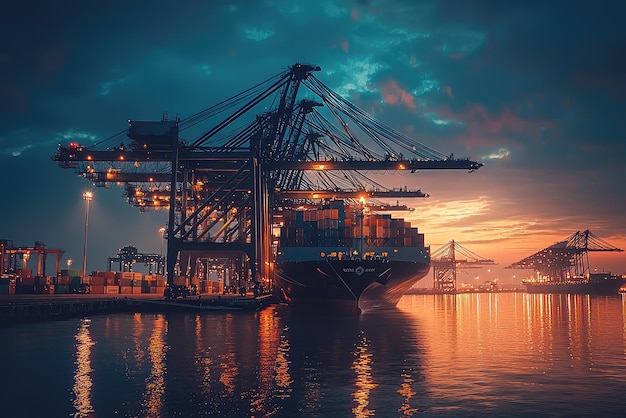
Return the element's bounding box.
[72,318,95,417]
[252,306,290,415]
[218,314,237,398]
[397,372,419,416]
[398,293,626,416]
[5,292,626,417]
[351,333,376,417]
[141,314,168,417]
[133,312,145,367]
[194,314,212,397]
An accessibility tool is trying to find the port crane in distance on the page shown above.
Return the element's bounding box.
[431,240,496,292]
[53,63,483,289]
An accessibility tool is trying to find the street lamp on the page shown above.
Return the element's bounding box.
[82,191,93,278]
[159,227,166,274]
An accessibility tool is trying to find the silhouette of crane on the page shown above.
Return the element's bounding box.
[507,230,623,282]
[431,240,496,292]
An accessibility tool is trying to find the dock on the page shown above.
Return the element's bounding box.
[0,293,277,324]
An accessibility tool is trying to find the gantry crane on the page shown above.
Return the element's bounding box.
[53,63,483,290]
[107,246,163,274]
[507,230,623,282]
[431,240,496,291]
[1,239,64,278]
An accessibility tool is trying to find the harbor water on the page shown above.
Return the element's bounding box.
[1,292,626,417]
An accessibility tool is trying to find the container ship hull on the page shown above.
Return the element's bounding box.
[274,200,430,313]
[523,274,626,295]
[274,256,430,313]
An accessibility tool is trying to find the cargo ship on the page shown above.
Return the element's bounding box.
[273,200,430,313]
[522,273,626,295]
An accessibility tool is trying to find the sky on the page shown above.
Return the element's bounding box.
[1,0,625,284]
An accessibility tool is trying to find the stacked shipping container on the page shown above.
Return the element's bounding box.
[278,200,425,249]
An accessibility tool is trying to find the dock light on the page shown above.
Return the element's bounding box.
[82,191,93,278]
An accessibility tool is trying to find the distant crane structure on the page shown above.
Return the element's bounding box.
[0,239,64,277]
[107,246,164,274]
[507,230,623,282]
[52,63,483,288]
[431,240,496,292]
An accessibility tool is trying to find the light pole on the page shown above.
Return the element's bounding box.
[82,191,93,278]
[159,227,166,275]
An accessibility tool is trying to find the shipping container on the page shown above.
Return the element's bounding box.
[119,286,132,294]
[36,276,52,285]
[55,284,70,294]
[35,284,55,294]
[15,284,35,294]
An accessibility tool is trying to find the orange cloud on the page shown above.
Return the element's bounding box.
[341,39,350,53]
[380,79,416,110]
[351,8,361,21]
[434,103,553,147]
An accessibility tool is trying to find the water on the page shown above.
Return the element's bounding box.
[1,293,625,417]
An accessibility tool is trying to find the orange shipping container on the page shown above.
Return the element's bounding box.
[91,276,106,286]
[119,278,133,287]
[117,271,134,280]
[90,285,105,294]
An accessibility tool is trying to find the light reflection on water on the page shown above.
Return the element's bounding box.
[141,315,167,417]
[351,334,376,417]
[1,293,626,417]
[397,293,626,416]
[72,318,95,417]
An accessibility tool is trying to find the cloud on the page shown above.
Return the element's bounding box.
[379,79,416,110]
[56,129,98,145]
[243,27,275,41]
[334,57,389,97]
[483,147,511,160]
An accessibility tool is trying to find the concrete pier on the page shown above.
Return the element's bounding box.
[0,293,277,324]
